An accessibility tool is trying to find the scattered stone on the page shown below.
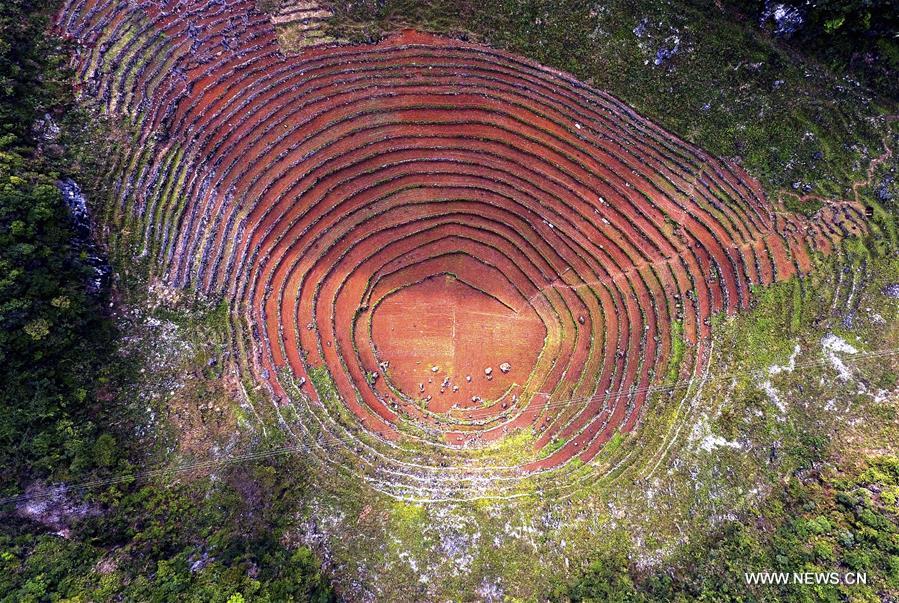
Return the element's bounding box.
[760,2,804,37]
[188,551,213,574]
[466,375,472,382]
[883,284,899,298]
[33,113,61,144]
[499,362,511,373]
[431,365,439,373]
[632,18,648,39]
[653,35,680,65]
[15,482,100,538]
[578,315,585,325]
[58,179,110,294]
[484,367,493,376]
[876,177,894,202]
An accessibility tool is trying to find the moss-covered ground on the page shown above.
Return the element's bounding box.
[4,0,898,600]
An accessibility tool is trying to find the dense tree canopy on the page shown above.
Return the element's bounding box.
[0,0,114,486]
[0,0,894,600]
[730,0,899,99]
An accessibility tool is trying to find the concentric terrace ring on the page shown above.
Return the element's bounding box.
[57,0,865,498]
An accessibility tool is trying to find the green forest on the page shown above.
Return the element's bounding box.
[1,0,897,600]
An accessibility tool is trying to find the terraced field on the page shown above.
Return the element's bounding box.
[57,0,866,499]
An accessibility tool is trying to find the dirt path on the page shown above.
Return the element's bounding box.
[777,114,898,212]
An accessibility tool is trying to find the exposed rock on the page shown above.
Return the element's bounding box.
[15,482,100,538]
[33,113,61,143]
[633,18,649,39]
[476,577,504,602]
[654,35,680,65]
[189,551,213,573]
[760,2,804,37]
[882,283,899,298]
[821,333,858,381]
[876,175,894,202]
[58,179,110,294]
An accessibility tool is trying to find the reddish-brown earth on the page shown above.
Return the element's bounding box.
[57,0,865,476]
[370,273,546,413]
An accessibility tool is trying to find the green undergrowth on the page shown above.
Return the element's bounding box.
[665,319,686,383]
[326,0,895,198]
[0,0,119,491]
[562,456,899,602]
[782,194,824,217]
[314,226,899,598]
[5,0,896,600]
[0,2,337,588]
[1,454,334,603]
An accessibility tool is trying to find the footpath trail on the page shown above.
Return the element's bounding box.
[54,0,874,497]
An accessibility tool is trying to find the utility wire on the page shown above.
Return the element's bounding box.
[2,346,895,508]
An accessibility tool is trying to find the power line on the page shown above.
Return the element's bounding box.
[3,346,895,508]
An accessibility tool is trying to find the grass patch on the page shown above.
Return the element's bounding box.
[665,320,685,383]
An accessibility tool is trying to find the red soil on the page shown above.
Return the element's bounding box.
[370,274,546,413]
[57,1,863,474]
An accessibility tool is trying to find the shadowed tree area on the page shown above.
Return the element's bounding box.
[0,3,333,601]
[561,457,899,601]
[1,0,896,600]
